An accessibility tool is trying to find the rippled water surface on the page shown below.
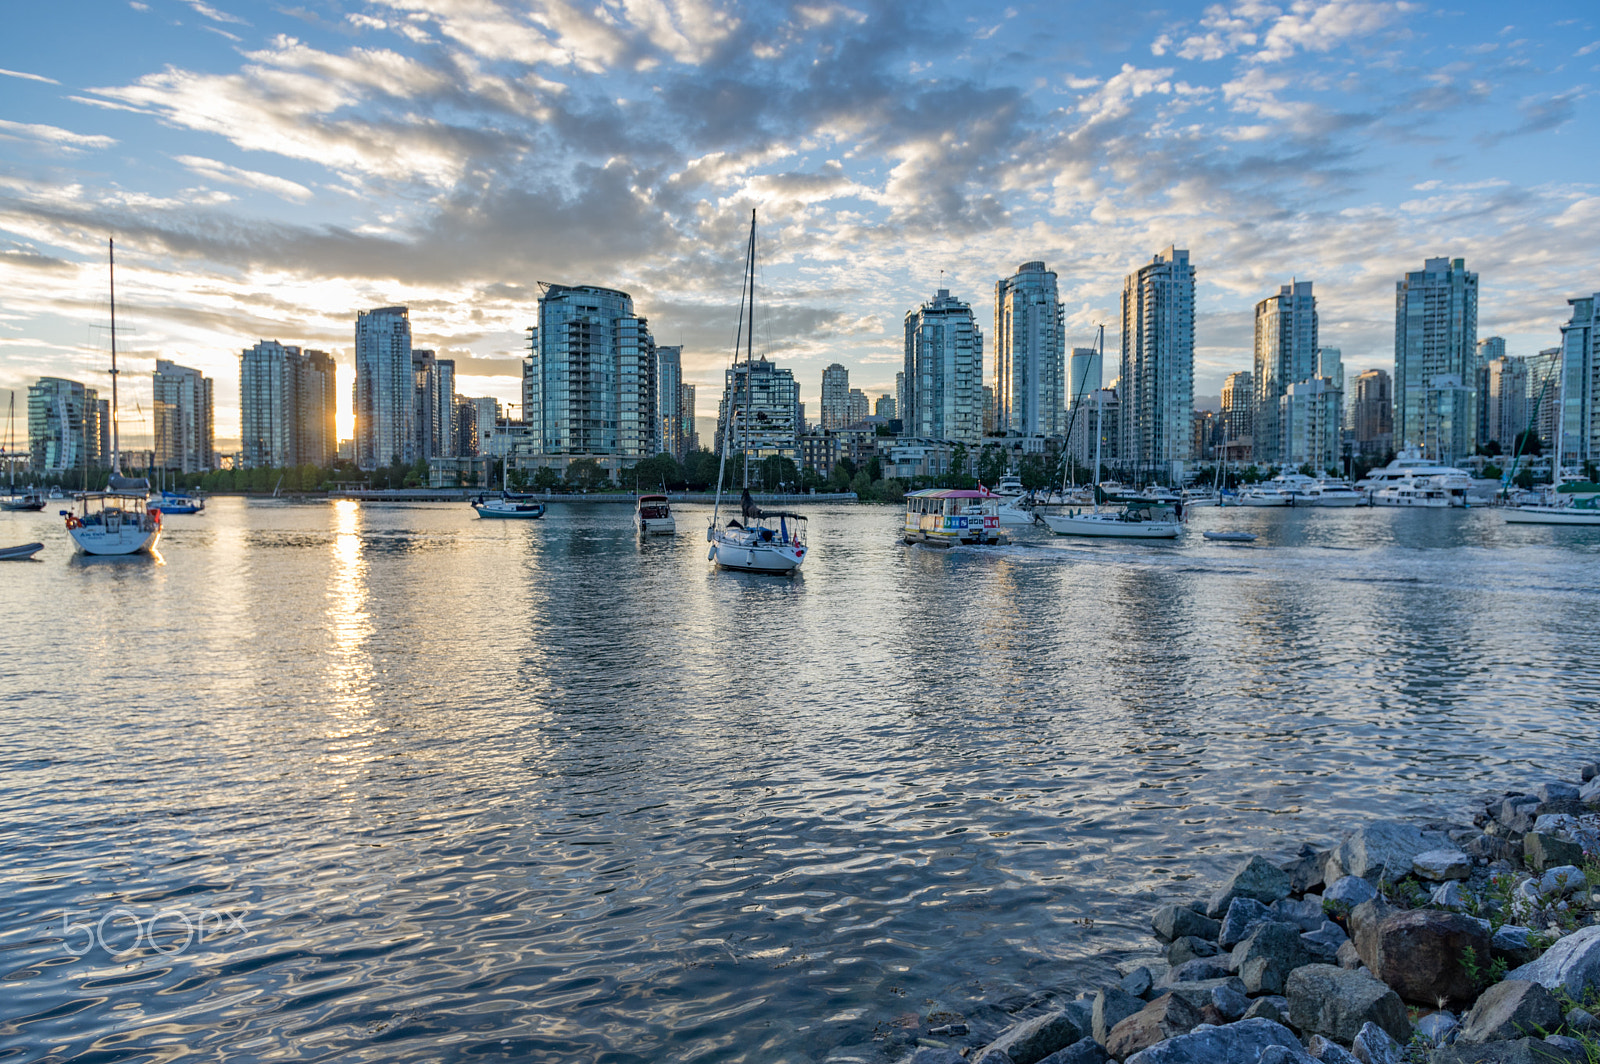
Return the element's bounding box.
[2,498,1598,1063]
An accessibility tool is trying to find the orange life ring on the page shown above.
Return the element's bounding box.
[65,516,81,529]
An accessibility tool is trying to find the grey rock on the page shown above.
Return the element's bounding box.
[1244,996,1289,1024]
[1232,920,1314,995]
[1414,1011,1459,1045]
[1458,980,1562,1044]
[1499,796,1542,834]
[1120,967,1155,1000]
[1120,1017,1302,1064]
[1160,958,1233,985]
[906,1050,968,1064]
[1336,940,1363,969]
[1210,983,1249,1021]
[1157,977,1248,1015]
[1104,994,1201,1062]
[1428,1037,1586,1063]
[1463,833,1523,864]
[1567,1008,1599,1034]
[1533,782,1582,803]
[1324,875,1379,909]
[1286,963,1412,1045]
[1364,908,1491,1008]
[1152,904,1221,943]
[1534,865,1589,896]
[1303,920,1351,964]
[1329,821,1445,882]
[1582,777,1600,803]
[1431,881,1468,911]
[1307,1036,1360,1063]
[977,1010,1086,1064]
[1090,988,1143,1047]
[1490,926,1539,966]
[1545,1035,1586,1054]
[1257,1048,1318,1064]
[1413,849,1472,881]
[1282,844,1331,895]
[1352,1020,1403,1064]
[1346,897,1393,972]
[1525,833,1584,872]
[1167,936,1220,967]
[1035,1038,1109,1064]
[1063,1000,1094,1037]
[1206,855,1293,918]
[1218,897,1277,949]
[970,1051,1015,1064]
[1505,924,1600,997]
[1273,895,1328,932]
[1583,763,1600,783]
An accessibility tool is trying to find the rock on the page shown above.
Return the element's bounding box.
[1120,1018,1302,1064]
[1346,897,1393,971]
[1431,881,1468,911]
[1413,849,1472,881]
[1282,844,1331,895]
[1152,905,1221,943]
[1525,833,1584,872]
[1210,983,1249,1021]
[1534,865,1589,896]
[1206,855,1293,918]
[1257,1048,1318,1064]
[1458,980,1562,1044]
[1090,989,1144,1047]
[1303,920,1351,964]
[1336,940,1363,969]
[1414,1010,1459,1045]
[1307,1036,1359,1062]
[1273,895,1328,932]
[1329,821,1444,882]
[1286,964,1411,1045]
[970,1050,1015,1064]
[1490,925,1539,967]
[1232,921,1314,995]
[1352,1020,1403,1064]
[1505,924,1600,997]
[1157,977,1248,1015]
[1499,796,1543,834]
[1167,937,1220,967]
[1534,782,1582,803]
[1567,1008,1599,1034]
[1160,958,1233,985]
[1545,1035,1586,1054]
[1218,897,1277,949]
[977,1010,1086,1064]
[1324,875,1379,909]
[1363,908,1492,1008]
[1464,833,1523,864]
[1120,967,1155,1000]
[1103,994,1200,1062]
[1245,996,1289,1024]
[1582,777,1600,803]
[1428,1037,1586,1063]
[1035,1038,1109,1064]
[906,1050,968,1064]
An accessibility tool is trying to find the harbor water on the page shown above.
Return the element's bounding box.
[1,499,1597,1062]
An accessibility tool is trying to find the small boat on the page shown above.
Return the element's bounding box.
[994,494,1035,527]
[991,474,1025,498]
[0,542,44,560]
[1040,504,1182,539]
[0,492,45,512]
[635,493,676,535]
[472,493,546,519]
[1502,494,1600,525]
[1203,530,1257,542]
[154,490,205,515]
[903,488,1008,547]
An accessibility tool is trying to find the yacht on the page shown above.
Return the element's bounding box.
[994,493,1036,527]
[154,490,205,515]
[635,493,676,535]
[1236,483,1295,507]
[1359,448,1471,507]
[1371,477,1455,508]
[472,492,545,519]
[1303,479,1364,507]
[991,474,1025,498]
[1038,388,1181,539]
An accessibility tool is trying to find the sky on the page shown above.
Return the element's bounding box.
[0,0,1596,451]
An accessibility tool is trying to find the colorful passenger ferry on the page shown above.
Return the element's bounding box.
[902,489,1008,547]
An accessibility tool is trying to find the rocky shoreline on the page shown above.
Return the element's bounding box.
[869,763,1600,1064]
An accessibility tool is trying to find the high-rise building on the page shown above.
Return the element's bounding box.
[982,384,996,435]
[454,395,480,457]
[1476,336,1506,448]
[26,377,104,472]
[847,387,869,426]
[1279,378,1340,471]
[895,371,905,431]
[1531,347,1562,451]
[679,383,698,455]
[1252,280,1318,465]
[994,261,1065,436]
[1394,257,1478,462]
[875,394,895,419]
[1220,370,1254,461]
[355,306,414,469]
[467,396,500,452]
[715,358,799,465]
[240,341,337,469]
[1557,295,1600,464]
[412,349,455,461]
[152,359,214,473]
[1485,356,1528,451]
[903,289,983,444]
[1350,368,1394,460]
[524,284,658,462]
[1119,247,1195,475]
[1068,346,1102,413]
[656,346,683,459]
[1066,388,1118,470]
[820,363,850,430]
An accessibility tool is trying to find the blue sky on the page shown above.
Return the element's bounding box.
[0,0,1595,449]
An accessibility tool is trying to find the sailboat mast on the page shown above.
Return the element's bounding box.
[742,209,755,491]
[108,238,121,477]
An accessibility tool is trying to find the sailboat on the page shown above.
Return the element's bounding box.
[471,448,544,518]
[63,239,162,555]
[707,210,807,573]
[1503,364,1600,525]
[2,393,46,511]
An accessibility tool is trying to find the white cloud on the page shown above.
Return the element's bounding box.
[0,119,116,150]
[188,1,249,26]
[0,67,60,85]
[176,155,315,202]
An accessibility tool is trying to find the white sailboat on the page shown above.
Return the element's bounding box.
[64,239,162,556]
[1039,381,1181,539]
[2,393,46,511]
[1502,364,1600,524]
[707,210,807,574]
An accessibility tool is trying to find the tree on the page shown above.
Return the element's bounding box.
[623,453,683,492]
[866,455,882,483]
[682,448,719,490]
[1482,463,1503,481]
[849,470,872,499]
[800,465,825,493]
[1511,430,1542,457]
[1018,453,1050,490]
[759,454,797,491]
[835,455,857,481]
[565,457,608,491]
[1515,467,1535,490]
[977,444,1007,487]
[533,466,560,492]
[947,443,970,488]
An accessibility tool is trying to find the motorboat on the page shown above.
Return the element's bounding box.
[1236,484,1295,507]
[635,493,676,535]
[994,494,1036,527]
[991,474,1025,498]
[1203,530,1257,542]
[0,542,44,560]
[1304,479,1364,507]
[1,491,45,512]
[903,488,1008,547]
[154,490,205,515]
[472,492,546,519]
[1039,502,1182,539]
[1370,477,1456,507]
[1181,489,1219,508]
[1358,448,1470,506]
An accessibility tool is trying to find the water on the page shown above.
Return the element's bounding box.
[2,499,1597,1063]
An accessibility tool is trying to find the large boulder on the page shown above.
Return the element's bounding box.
[1457,980,1562,1044]
[1361,909,1491,1008]
[1505,925,1600,997]
[1286,964,1411,1045]
[1498,797,1542,834]
[1351,1020,1404,1064]
[1120,967,1155,1000]
[1160,958,1232,985]
[1327,821,1445,882]
[1090,988,1144,1047]
[1167,937,1220,967]
[1152,904,1221,943]
[1524,832,1584,872]
[1346,897,1393,970]
[1232,921,1314,995]
[1156,976,1248,1015]
[1302,920,1351,965]
[1206,855,1292,918]
[1218,898,1277,949]
[1427,1037,1586,1063]
[1035,1038,1109,1064]
[1282,844,1331,895]
[1533,781,1581,803]
[1323,875,1378,909]
[1120,1018,1303,1064]
[976,1009,1087,1064]
[1103,994,1200,1062]
[1272,896,1327,932]
[1412,849,1471,881]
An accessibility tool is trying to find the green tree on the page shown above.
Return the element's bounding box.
[1515,467,1535,490]
[566,457,607,491]
[533,466,560,492]
[866,455,882,483]
[977,445,1007,487]
[508,467,529,490]
[1512,430,1542,457]
[827,461,853,491]
[946,443,970,488]
[877,477,905,503]
[849,470,872,499]
[1482,463,1503,481]
[682,448,719,490]
[800,465,825,492]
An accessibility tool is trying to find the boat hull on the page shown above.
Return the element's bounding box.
[2,500,46,512]
[711,537,804,572]
[0,542,44,560]
[637,517,677,535]
[903,528,1007,547]
[1040,513,1180,538]
[473,502,545,519]
[1371,495,1455,508]
[1236,496,1293,507]
[1502,507,1600,525]
[1308,495,1363,507]
[69,524,161,555]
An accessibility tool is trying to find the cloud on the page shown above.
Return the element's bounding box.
[188,1,249,26]
[0,119,116,150]
[0,67,60,85]
[176,156,315,202]
[1475,89,1583,147]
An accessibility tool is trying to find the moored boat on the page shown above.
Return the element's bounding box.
[472,493,546,519]
[154,490,205,514]
[903,488,1007,547]
[1039,503,1182,539]
[635,493,676,535]
[0,542,44,560]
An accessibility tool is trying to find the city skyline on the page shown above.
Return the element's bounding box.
[1,2,1597,450]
